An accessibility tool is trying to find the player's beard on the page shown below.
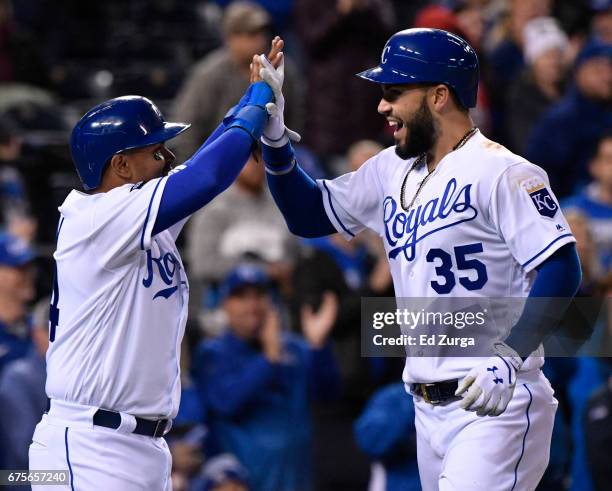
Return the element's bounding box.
[395,96,437,160]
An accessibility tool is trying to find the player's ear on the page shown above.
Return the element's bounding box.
[108,153,132,182]
[430,84,451,113]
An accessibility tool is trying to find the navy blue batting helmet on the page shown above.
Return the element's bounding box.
[357,28,479,108]
[70,96,190,190]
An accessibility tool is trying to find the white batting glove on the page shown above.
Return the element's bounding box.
[455,345,522,416]
[258,54,301,147]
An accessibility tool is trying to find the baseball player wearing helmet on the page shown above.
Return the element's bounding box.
[255,30,582,490]
[28,40,284,491]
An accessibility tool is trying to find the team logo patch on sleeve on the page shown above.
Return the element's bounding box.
[524,180,558,218]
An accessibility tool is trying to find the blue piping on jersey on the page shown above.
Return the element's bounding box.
[521,234,573,268]
[496,355,513,385]
[49,216,65,343]
[140,177,165,250]
[64,427,75,491]
[511,384,532,491]
[322,181,355,238]
[56,216,65,240]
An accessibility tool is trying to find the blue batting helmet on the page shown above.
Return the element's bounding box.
[70,96,190,190]
[357,28,479,108]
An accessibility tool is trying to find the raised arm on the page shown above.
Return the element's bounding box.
[152,82,272,235]
[152,39,286,235]
[252,51,336,238]
[265,143,336,238]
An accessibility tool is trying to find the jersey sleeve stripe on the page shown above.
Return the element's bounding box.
[140,178,165,250]
[521,234,574,269]
[322,181,355,238]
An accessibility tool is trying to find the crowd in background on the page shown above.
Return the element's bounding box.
[0,0,611,490]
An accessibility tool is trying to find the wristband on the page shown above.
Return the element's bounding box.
[262,141,296,174]
[246,81,274,109]
[493,342,523,371]
[225,105,268,142]
[223,82,273,126]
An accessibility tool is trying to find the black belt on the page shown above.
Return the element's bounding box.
[411,379,459,405]
[93,409,168,438]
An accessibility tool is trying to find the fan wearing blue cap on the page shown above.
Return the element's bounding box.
[0,232,35,375]
[192,263,340,491]
[217,263,271,301]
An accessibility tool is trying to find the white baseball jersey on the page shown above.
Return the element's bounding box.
[318,130,575,384]
[46,170,189,419]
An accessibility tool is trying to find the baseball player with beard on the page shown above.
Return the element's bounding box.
[255,30,582,490]
[28,39,284,491]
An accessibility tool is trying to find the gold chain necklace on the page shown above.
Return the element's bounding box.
[400,127,478,211]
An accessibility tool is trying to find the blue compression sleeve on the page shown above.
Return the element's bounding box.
[504,243,581,355]
[152,128,253,235]
[530,242,581,296]
[263,143,336,238]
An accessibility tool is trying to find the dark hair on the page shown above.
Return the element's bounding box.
[446,87,469,113]
[420,82,470,113]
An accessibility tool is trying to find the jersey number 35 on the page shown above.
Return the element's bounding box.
[426,242,488,294]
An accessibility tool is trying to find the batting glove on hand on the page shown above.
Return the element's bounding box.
[455,345,522,416]
[259,54,301,147]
